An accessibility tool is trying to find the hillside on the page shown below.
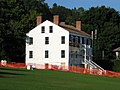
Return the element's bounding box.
[0,68,120,90]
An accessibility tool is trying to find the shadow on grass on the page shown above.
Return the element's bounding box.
[0,67,25,78]
[0,71,24,75]
[0,71,25,78]
[0,67,27,71]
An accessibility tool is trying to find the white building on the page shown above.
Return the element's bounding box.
[113,47,120,59]
[26,15,93,70]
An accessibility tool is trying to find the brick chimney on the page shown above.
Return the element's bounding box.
[76,21,81,31]
[53,15,59,25]
[37,16,42,26]
[60,22,65,25]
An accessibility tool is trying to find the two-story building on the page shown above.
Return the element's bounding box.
[26,15,92,69]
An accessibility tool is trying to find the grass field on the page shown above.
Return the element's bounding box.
[0,67,120,90]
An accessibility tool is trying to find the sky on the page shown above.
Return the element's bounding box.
[45,0,120,12]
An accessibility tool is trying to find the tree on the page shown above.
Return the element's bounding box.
[0,0,52,62]
[81,6,120,70]
[50,3,72,22]
[50,4,85,26]
[65,7,85,26]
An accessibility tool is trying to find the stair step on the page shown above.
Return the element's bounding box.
[85,59,104,70]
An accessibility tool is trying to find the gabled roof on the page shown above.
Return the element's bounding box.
[59,22,91,37]
[35,15,91,37]
[29,19,91,37]
[113,47,120,52]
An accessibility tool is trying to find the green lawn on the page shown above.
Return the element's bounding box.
[0,67,120,90]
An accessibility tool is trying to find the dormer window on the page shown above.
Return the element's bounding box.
[49,26,53,33]
[41,26,45,33]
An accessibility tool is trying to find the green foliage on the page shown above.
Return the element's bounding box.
[113,60,120,72]
[1,68,120,90]
[50,4,85,26]
[82,6,120,63]
[0,0,52,62]
[66,7,85,25]
[50,3,72,22]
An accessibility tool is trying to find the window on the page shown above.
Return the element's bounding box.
[73,36,75,43]
[86,39,92,46]
[29,37,33,45]
[78,36,80,43]
[75,37,78,43]
[76,55,78,58]
[76,51,78,58]
[82,37,85,44]
[61,36,65,44]
[71,54,73,58]
[45,50,49,58]
[69,35,72,42]
[29,51,33,58]
[86,39,89,45]
[69,35,74,43]
[41,26,45,33]
[45,37,49,44]
[90,39,92,47]
[61,50,65,58]
[49,26,53,33]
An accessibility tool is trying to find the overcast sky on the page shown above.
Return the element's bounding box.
[45,0,120,11]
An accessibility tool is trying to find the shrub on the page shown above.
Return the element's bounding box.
[113,59,120,72]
